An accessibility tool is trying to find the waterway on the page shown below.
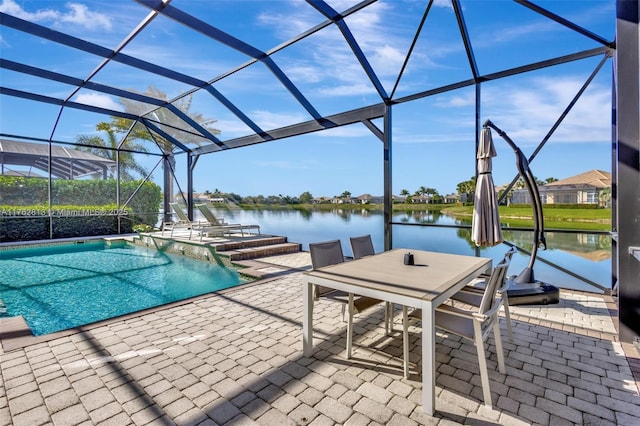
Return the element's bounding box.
[204,207,612,294]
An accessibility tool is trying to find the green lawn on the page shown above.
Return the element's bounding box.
[441,205,611,231]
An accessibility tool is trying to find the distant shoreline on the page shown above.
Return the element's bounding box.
[223,203,612,231]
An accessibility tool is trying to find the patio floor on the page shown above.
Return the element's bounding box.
[1,250,639,425]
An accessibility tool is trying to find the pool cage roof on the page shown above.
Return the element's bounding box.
[1,0,638,343]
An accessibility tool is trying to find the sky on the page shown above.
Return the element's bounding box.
[0,0,616,199]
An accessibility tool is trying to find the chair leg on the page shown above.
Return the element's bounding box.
[384,302,395,335]
[502,298,514,341]
[473,321,493,407]
[346,294,354,359]
[493,315,506,374]
[402,306,409,378]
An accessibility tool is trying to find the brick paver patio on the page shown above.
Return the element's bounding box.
[1,252,639,425]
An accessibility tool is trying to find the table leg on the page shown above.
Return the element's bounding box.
[422,301,435,415]
[403,306,409,378]
[303,279,314,357]
[346,293,354,358]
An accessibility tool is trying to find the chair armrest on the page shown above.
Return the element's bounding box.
[472,297,502,321]
[435,303,474,318]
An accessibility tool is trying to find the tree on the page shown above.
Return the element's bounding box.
[424,187,439,203]
[340,191,351,199]
[75,122,149,181]
[299,191,313,204]
[545,177,558,184]
[598,187,611,208]
[102,86,221,221]
[456,177,476,197]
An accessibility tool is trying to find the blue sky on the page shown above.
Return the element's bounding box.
[0,0,615,198]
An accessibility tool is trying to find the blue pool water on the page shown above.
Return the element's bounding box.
[0,241,247,336]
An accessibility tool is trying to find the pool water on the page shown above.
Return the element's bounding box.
[0,241,247,336]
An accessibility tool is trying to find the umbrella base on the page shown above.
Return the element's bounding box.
[506,279,560,306]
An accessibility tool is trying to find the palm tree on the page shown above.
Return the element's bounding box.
[105,86,220,221]
[75,122,149,181]
[457,177,476,201]
[598,187,611,208]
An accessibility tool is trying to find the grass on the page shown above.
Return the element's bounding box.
[441,205,611,231]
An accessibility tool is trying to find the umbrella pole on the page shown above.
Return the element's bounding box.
[483,120,547,285]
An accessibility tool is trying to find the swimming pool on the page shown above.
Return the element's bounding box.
[0,240,248,336]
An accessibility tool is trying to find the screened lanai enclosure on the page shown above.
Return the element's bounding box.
[1,1,638,343]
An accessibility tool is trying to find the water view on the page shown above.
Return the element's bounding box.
[205,207,612,294]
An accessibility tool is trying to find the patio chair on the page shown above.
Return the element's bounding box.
[195,204,261,240]
[161,202,196,238]
[449,246,517,340]
[349,234,375,259]
[350,235,395,333]
[406,255,511,408]
[309,240,389,360]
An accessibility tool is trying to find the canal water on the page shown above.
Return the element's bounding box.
[204,207,612,294]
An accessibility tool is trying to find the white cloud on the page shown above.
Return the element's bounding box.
[315,125,371,138]
[258,1,406,95]
[479,76,611,145]
[318,82,377,97]
[0,0,111,31]
[60,3,111,31]
[74,93,122,111]
[249,110,310,130]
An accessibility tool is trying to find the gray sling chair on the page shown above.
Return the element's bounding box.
[405,255,511,408]
[309,240,391,360]
[349,234,375,259]
[448,246,518,341]
[349,235,396,334]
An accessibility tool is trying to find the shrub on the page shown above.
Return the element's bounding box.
[0,176,161,242]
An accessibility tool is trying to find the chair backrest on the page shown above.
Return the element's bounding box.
[196,204,222,225]
[309,240,345,269]
[309,240,345,298]
[503,246,517,263]
[496,246,517,292]
[170,203,189,222]
[350,235,375,259]
[478,256,511,315]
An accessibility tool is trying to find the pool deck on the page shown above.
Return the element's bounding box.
[1,245,640,425]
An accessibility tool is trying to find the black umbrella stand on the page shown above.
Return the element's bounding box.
[483,120,559,305]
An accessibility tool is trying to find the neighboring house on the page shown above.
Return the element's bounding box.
[355,194,373,204]
[443,193,460,204]
[175,193,226,203]
[1,170,44,178]
[511,170,611,206]
[312,197,331,204]
[411,195,430,204]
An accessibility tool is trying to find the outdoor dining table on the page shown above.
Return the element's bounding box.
[302,248,492,415]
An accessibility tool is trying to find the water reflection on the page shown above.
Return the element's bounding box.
[208,207,612,293]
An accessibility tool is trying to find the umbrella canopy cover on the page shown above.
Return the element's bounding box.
[471,128,503,247]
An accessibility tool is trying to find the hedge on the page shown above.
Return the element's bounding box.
[0,177,162,242]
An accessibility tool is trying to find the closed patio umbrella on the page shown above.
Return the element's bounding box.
[471,127,503,247]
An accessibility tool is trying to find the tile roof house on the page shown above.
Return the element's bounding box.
[512,170,611,206]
